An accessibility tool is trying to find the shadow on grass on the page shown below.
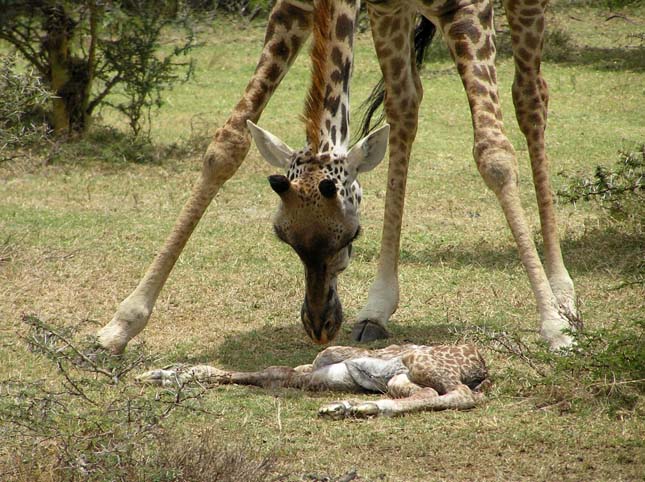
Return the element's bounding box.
[191,318,491,370]
[425,25,645,73]
[559,45,645,72]
[354,226,643,277]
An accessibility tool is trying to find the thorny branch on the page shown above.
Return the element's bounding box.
[1,315,216,479]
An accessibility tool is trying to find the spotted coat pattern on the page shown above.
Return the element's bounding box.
[137,343,490,418]
[99,0,579,356]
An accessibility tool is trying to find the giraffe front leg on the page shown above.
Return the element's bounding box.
[436,0,573,349]
[354,5,422,342]
[97,0,313,354]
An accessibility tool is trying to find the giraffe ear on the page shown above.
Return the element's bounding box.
[347,124,390,176]
[247,120,294,169]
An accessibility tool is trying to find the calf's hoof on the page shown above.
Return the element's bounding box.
[319,401,352,420]
[349,402,380,418]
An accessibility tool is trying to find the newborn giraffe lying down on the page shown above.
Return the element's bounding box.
[137,344,489,419]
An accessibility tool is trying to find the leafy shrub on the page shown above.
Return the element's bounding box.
[558,145,644,219]
[471,321,644,416]
[1,1,196,137]
[0,315,275,481]
[558,144,645,212]
[0,54,52,153]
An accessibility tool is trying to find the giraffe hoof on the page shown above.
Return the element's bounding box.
[352,320,389,343]
[350,402,379,418]
[319,401,352,420]
[136,368,179,387]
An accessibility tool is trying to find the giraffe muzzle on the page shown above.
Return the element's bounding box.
[301,287,343,344]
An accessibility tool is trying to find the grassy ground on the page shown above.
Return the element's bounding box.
[1,2,644,481]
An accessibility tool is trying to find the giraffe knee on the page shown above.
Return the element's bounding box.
[475,146,519,194]
[202,126,251,183]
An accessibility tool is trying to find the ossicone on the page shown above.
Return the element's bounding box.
[268,174,291,195]
[318,179,337,199]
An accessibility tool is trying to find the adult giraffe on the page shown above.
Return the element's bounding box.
[98,0,578,353]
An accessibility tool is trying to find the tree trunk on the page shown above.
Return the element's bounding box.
[43,4,94,135]
[44,5,73,134]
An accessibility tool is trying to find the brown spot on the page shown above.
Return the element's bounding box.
[378,17,391,38]
[524,32,540,50]
[514,58,530,72]
[529,112,542,125]
[472,65,491,82]
[324,94,341,117]
[476,113,496,128]
[481,100,496,114]
[448,20,481,44]
[471,80,489,97]
[478,2,493,24]
[379,47,393,58]
[392,34,405,50]
[335,14,353,42]
[286,2,311,28]
[517,47,532,62]
[390,17,401,34]
[390,57,405,78]
[266,63,281,82]
[454,41,473,60]
[520,7,543,16]
[290,35,303,56]
[506,0,518,13]
[477,36,494,59]
[270,40,290,61]
[340,108,348,141]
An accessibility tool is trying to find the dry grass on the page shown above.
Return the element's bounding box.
[1,2,644,481]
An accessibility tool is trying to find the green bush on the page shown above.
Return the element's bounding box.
[0,315,275,481]
[0,54,52,154]
[558,145,644,219]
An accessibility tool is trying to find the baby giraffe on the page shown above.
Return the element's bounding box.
[137,344,489,418]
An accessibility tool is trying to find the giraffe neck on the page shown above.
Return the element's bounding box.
[304,0,358,155]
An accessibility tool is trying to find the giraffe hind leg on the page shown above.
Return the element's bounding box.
[319,384,481,419]
[503,0,578,322]
[433,0,573,349]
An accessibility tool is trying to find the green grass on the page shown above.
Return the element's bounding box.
[1,3,644,481]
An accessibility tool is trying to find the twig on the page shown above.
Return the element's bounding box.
[608,278,645,291]
[23,316,114,378]
[589,378,645,388]
[605,14,638,24]
[56,360,97,406]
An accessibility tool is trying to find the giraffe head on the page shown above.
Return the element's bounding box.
[248,120,389,344]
